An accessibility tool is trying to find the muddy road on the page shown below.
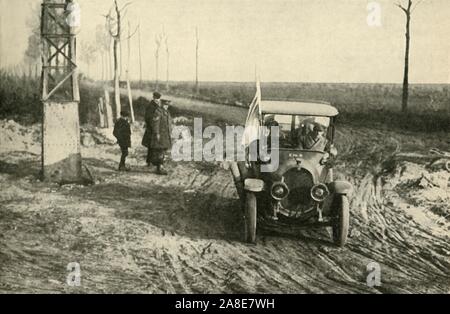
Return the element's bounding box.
[0,95,449,293]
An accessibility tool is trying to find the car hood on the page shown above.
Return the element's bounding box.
[265,149,325,183]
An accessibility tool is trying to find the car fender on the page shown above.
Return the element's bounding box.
[329,180,353,195]
[244,178,265,192]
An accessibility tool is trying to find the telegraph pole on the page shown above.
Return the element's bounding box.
[138,23,142,87]
[195,27,199,95]
[40,0,82,183]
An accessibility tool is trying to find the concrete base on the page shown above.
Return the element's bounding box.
[42,101,82,183]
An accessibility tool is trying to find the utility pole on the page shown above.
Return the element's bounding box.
[155,33,163,90]
[195,26,199,95]
[40,0,82,183]
[138,23,142,87]
[126,21,135,123]
[165,35,169,91]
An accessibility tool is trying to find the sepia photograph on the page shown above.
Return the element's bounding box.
[0,0,449,299]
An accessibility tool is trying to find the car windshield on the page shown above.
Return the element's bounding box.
[263,114,331,151]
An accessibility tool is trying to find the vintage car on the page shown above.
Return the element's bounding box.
[229,100,353,247]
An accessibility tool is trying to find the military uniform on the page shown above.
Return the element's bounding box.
[113,117,131,171]
[142,100,159,165]
[149,104,172,173]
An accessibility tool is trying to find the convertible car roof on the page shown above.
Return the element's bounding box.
[260,100,339,117]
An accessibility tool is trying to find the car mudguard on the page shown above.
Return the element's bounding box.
[237,161,249,180]
[328,180,353,195]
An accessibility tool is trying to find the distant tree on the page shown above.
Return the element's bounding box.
[95,24,110,81]
[125,21,138,123]
[396,0,425,112]
[24,3,41,77]
[80,41,97,77]
[24,34,41,77]
[165,35,170,91]
[138,23,143,87]
[155,32,164,91]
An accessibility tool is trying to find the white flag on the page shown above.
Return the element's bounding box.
[242,80,261,147]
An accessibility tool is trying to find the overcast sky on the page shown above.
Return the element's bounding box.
[0,0,449,83]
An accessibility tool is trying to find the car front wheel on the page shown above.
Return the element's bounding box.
[332,195,349,247]
[244,192,257,244]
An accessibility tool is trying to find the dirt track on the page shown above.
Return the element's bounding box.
[0,94,449,293]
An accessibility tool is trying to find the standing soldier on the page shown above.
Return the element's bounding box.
[142,92,160,167]
[113,111,132,171]
[149,97,172,175]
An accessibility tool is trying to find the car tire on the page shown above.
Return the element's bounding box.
[244,192,257,244]
[332,195,349,247]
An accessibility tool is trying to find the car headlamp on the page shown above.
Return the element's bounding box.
[310,184,330,202]
[271,182,289,200]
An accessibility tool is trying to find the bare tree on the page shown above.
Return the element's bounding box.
[165,35,170,91]
[95,24,110,81]
[108,37,113,80]
[105,0,138,120]
[81,41,97,78]
[138,23,143,87]
[155,33,164,91]
[120,37,123,81]
[396,0,424,112]
[24,33,41,78]
[195,27,199,95]
[125,21,138,123]
[24,3,41,78]
[105,0,127,119]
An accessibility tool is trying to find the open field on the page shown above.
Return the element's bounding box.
[136,81,450,131]
[138,81,450,112]
[2,71,449,131]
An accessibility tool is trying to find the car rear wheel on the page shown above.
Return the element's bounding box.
[244,192,257,244]
[332,195,349,247]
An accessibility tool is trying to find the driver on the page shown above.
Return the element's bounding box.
[299,123,327,151]
[263,115,279,128]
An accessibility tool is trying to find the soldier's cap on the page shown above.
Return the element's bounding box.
[153,92,162,99]
[264,114,275,123]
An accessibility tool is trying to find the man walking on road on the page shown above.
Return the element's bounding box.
[113,111,132,172]
[148,93,172,175]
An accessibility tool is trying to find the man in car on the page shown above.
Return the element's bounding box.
[299,123,327,151]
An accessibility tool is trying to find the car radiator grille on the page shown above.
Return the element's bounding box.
[280,168,315,217]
